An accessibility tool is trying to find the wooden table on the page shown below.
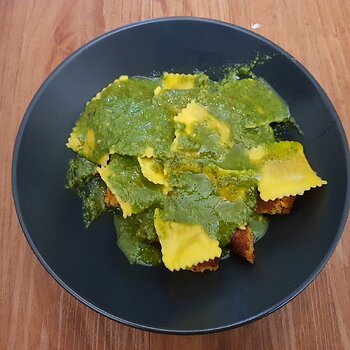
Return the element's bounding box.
[1,1,349,349]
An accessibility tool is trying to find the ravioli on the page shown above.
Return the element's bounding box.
[97,154,164,218]
[162,73,197,90]
[249,141,327,201]
[154,209,222,271]
[171,102,233,159]
[67,77,175,163]
[137,156,171,194]
[160,72,209,91]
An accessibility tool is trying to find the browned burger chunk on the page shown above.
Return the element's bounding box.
[189,258,220,272]
[104,188,119,208]
[256,196,295,215]
[231,226,255,264]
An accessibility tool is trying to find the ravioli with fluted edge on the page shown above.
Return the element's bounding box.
[154,209,222,271]
[249,141,327,201]
[66,68,327,272]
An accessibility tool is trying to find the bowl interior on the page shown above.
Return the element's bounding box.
[13,18,349,334]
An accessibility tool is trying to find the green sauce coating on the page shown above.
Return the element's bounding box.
[114,209,161,266]
[66,157,110,227]
[66,68,293,267]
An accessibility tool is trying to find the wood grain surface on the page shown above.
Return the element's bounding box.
[1,1,349,349]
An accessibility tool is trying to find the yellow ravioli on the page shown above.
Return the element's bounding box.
[138,157,166,185]
[252,141,327,201]
[90,75,128,102]
[67,129,96,159]
[66,129,81,152]
[98,167,135,218]
[137,157,172,194]
[174,102,231,147]
[154,209,222,271]
[163,73,196,90]
[98,155,164,218]
[171,102,232,159]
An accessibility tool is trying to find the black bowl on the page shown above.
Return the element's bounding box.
[12,17,350,334]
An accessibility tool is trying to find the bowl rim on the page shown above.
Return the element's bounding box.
[12,16,350,335]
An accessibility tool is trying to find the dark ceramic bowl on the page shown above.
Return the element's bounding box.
[12,18,350,334]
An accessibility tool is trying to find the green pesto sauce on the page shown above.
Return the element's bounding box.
[160,172,253,247]
[66,157,110,227]
[217,78,289,128]
[79,177,108,227]
[65,156,97,189]
[153,88,201,114]
[249,214,269,242]
[114,209,161,265]
[102,154,164,214]
[175,122,230,159]
[216,144,255,170]
[72,78,175,161]
[67,67,291,267]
